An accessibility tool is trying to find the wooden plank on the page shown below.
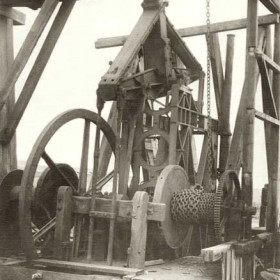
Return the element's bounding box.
[95,14,278,49]
[97,8,162,101]
[53,186,72,260]
[226,250,231,280]
[0,6,25,25]
[0,266,112,280]
[255,110,280,125]
[1,0,76,143]
[33,259,143,276]
[0,14,14,180]
[209,33,223,117]
[219,34,234,173]
[260,0,280,13]
[201,242,234,262]
[231,250,236,280]
[0,0,59,113]
[128,191,149,269]
[72,196,166,222]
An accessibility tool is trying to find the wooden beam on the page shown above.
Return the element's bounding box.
[97,7,162,101]
[255,109,280,125]
[95,14,278,49]
[209,32,223,117]
[128,191,149,269]
[1,0,76,143]
[0,0,59,114]
[269,15,280,267]
[33,259,143,277]
[0,6,25,25]
[242,0,259,237]
[0,13,14,180]
[256,54,278,118]
[72,196,166,222]
[226,28,266,172]
[259,0,280,13]
[53,186,72,260]
[98,102,117,179]
[166,18,202,70]
[219,34,234,173]
[201,242,234,262]
[256,49,280,73]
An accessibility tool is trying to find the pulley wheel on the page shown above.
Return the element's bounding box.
[34,163,78,220]
[153,165,191,249]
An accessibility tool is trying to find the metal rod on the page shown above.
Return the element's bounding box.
[87,97,103,262]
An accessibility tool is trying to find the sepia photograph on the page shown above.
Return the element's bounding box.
[0,0,279,279]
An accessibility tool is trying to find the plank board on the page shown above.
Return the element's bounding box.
[95,14,278,49]
[0,265,115,280]
[201,242,234,262]
[72,196,165,222]
[33,259,143,276]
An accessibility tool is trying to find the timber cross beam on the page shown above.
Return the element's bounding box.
[95,14,279,49]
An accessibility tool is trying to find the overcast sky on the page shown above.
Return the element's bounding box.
[13,1,271,194]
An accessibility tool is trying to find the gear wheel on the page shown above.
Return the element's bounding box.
[214,170,241,243]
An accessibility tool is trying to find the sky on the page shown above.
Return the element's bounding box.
[12,0,272,195]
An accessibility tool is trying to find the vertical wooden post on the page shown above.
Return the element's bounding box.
[209,33,223,118]
[219,34,235,174]
[242,0,258,237]
[227,28,265,173]
[270,15,280,266]
[0,14,17,180]
[169,84,179,164]
[54,186,73,260]
[128,191,149,269]
[98,102,117,179]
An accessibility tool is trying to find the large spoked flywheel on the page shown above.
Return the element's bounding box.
[19,109,116,260]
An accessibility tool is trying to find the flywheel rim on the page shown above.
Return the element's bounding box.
[19,109,116,260]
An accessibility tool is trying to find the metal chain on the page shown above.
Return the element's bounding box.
[206,0,213,187]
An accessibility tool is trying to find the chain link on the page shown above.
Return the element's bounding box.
[206,0,213,187]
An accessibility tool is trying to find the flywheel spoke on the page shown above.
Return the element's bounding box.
[78,120,90,194]
[42,151,78,195]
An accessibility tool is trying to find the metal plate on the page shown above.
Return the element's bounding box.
[153,165,191,249]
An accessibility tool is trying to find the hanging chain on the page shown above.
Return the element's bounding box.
[206,0,213,186]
